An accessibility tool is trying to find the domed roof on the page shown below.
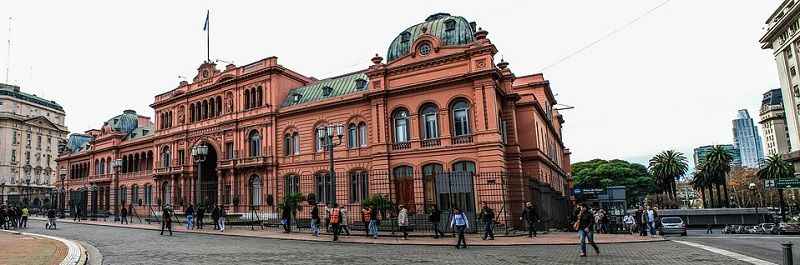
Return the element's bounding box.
[106,110,139,135]
[386,13,476,62]
[66,133,93,153]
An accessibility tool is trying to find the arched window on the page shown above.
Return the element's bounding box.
[216,96,222,116]
[161,146,171,168]
[349,170,368,203]
[99,158,105,175]
[256,86,263,107]
[393,109,410,143]
[249,175,262,206]
[315,126,326,152]
[452,161,476,174]
[132,185,140,206]
[292,132,300,155]
[420,104,439,140]
[249,130,261,157]
[244,89,251,109]
[315,171,333,203]
[190,103,195,122]
[161,181,171,206]
[451,99,471,137]
[285,174,300,195]
[106,157,111,174]
[95,159,100,175]
[203,100,210,119]
[358,122,367,147]
[422,163,443,208]
[144,184,153,206]
[120,186,128,207]
[209,97,216,118]
[283,133,293,156]
[392,165,415,212]
[121,156,128,173]
[347,123,357,148]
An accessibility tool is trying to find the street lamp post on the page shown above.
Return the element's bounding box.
[112,158,123,221]
[749,182,761,224]
[90,184,97,220]
[59,174,65,218]
[192,144,208,207]
[0,182,5,206]
[25,178,31,207]
[316,124,344,205]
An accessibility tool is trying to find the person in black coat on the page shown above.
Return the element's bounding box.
[635,206,647,236]
[521,202,540,237]
[282,203,292,233]
[160,206,173,236]
[429,206,445,238]
[479,202,495,240]
[196,206,205,229]
[212,205,220,230]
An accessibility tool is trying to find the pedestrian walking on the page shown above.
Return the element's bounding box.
[46,208,57,230]
[478,202,495,240]
[310,204,320,237]
[361,206,372,237]
[185,204,195,230]
[398,205,409,240]
[339,205,350,236]
[521,202,539,237]
[450,207,469,249]
[282,203,292,233]
[636,206,647,236]
[120,207,128,224]
[196,206,205,230]
[574,203,600,257]
[218,205,226,232]
[330,203,342,241]
[369,206,379,239]
[20,206,29,228]
[212,205,220,230]
[429,206,445,238]
[160,205,173,236]
[706,224,713,234]
[647,206,657,236]
[0,206,6,230]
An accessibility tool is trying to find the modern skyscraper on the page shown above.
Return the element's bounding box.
[732,109,765,168]
[693,144,742,168]
[759,89,792,156]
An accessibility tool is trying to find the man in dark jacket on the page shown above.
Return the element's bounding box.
[429,206,445,238]
[120,207,128,224]
[576,203,599,256]
[635,206,647,236]
[282,203,292,233]
[196,206,205,229]
[160,206,173,236]
[521,202,539,237]
[479,202,495,240]
[212,205,220,230]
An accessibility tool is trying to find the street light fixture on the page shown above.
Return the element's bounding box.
[112,158,123,221]
[90,184,98,220]
[192,144,208,207]
[25,178,31,207]
[317,123,344,205]
[0,182,5,205]
[749,182,761,224]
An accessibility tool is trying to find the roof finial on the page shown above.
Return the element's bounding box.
[371,53,383,65]
[474,27,488,40]
[497,59,509,70]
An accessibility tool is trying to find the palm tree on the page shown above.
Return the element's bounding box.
[649,150,689,200]
[700,145,733,208]
[690,171,709,207]
[757,154,793,221]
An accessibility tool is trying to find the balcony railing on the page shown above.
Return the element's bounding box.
[421,138,441,148]
[392,142,411,150]
[452,135,473,145]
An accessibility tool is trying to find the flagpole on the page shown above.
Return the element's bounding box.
[207,11,210,63]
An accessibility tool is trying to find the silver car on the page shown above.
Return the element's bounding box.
[659,217,687,236]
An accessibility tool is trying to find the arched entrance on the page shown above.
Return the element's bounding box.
[198,144,219,206]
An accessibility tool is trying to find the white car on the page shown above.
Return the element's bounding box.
[659,217,687,236]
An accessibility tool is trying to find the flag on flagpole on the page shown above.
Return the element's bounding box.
[203,10,209,31]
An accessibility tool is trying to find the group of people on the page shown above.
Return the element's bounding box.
[0,205,29,230]
[622,206,659,237]
[159,204,227,236]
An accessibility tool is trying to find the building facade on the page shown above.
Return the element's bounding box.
[759,88,792,156]
[693,144,742,168]
[761,0,800,171]
[732,109,765,168]
[0,83,68,207]
[56,13,572,228]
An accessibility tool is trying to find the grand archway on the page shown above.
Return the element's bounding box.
[198,144,219,206]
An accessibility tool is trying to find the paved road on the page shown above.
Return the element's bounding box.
[23,220,750,265]
[664,228,800,264]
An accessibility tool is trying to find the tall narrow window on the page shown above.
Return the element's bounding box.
[349,170,369,203]
[315,172,333,203]
[421,104,439,139]
[393,109,410,143]
[249,130,261,157]
[244,89,251,109]
[292,133,300,155]
[161,146,171,168]
[285,175,300,195]
[256,87,263,107]
[358,122,367,147]
[249,175,262,206]
[284,133,293,156]
[225,142,234,159]
[422,163,443,208]
[451,99,471,136]
[347,123,357,148]
[316,126,326,152]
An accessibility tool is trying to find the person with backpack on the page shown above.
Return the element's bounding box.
[397,205,409,240]
[311,204,320,237]
[429,206,445,239]
[450,207,469,249]
[329,203,342,241]
[479,202,495,240]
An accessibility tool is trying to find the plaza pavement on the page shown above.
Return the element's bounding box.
[0,229,84,265]
[29,216,664,246]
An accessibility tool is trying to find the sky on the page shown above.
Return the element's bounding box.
[0,0,784,168]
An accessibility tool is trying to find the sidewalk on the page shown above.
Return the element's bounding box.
[32,217,666,246]
[0,230,72,265]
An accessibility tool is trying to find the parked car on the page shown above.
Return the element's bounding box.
[748,225,764,234]
[777,223,800,235]
[659,217,687,236]
[760,223,777,234]
[722,225,733,234]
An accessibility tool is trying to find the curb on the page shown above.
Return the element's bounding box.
[0,229,88,265]
[30,217,666,246]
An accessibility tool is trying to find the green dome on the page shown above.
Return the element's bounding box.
[386,13,475,62]
[106,110,139,135]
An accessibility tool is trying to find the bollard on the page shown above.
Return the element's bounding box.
[783,242,794,265]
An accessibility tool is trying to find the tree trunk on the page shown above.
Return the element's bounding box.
[716,184,723,208]
[672,179,678,201]
[779,188,787,222]
[722,178,730,208]
[700,188,707,208]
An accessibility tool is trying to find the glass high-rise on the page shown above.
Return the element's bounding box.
[732,109,765,168]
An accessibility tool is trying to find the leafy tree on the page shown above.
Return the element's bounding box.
[572,159,656,206]
[757,154,793,221]
[649,150,689,200]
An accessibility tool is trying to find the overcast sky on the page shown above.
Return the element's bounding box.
[0,0,784,167]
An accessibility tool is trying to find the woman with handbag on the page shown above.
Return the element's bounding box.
[574,203,599,257]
